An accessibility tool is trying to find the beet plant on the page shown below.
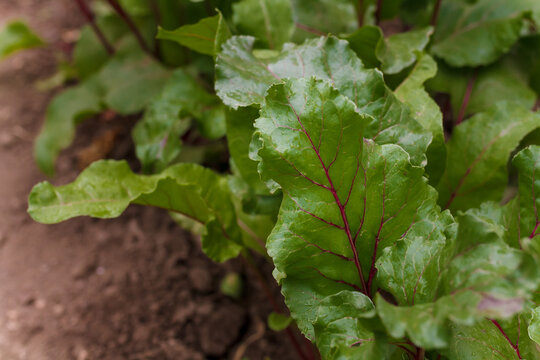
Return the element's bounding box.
[18,0,540,358]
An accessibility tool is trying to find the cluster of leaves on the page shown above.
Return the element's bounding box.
[13,0,540,358]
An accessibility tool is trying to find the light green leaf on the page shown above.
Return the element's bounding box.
[437,103,540,212]
[34,78,103,176]
[232,0,294,50]
[513,146,540,240]
[395,53,446,185]
[377,27,434,74]
[132,69,218,172]
[252,78,446,349]
[0,20,43,59]
[28,161,243,262]
[268,312,293,331]
[431,0,539,67]
[157,11,231,56]
[529,307,540,345]
[216,35,431,166]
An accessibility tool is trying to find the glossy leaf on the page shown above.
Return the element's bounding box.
[216,35,431,166]
[253,77,446,349]
[28,161,243,262]
[437,104,540,212]
[0,20,43,59]
[513,146,540,240]
[529,306,540,346]
[157,11,231,56]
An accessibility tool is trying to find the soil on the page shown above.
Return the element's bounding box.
[0,1,298,359]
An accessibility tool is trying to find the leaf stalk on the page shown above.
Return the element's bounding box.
[74,0,115,55]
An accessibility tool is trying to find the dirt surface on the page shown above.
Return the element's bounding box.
[0,1,297,359]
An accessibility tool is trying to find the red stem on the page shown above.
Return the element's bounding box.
[431,0,443,26]
[356,0,364,27]
[455,70,478,125]
[242,253,313,360]
[490,319,522,359]
[375,0,383,25]
[74,0,115,55]
[106,0,151,54]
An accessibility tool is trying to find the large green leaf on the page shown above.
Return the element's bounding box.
[395,53,446,185]
[436,104,540,212]
[376,206,538,349]
[157,11,231,56]
[232,0,294,50]
[28,161,243,262]
[34,78,103,176]
[216,35,431,167]
[431,0,539,67]
[252,77,446,349]
[132,69,219,172]
[0,20,43,59]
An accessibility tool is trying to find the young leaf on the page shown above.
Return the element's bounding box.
[252,77,444,346]
[28,161,243,262]
[529,306,540,346]
[345,26,434,74]
[216,35,431,166]
[431,0,539,67]
[132,69,219,172]
[34,78,103,176]
[513,146,540,240]
[232,0,294,50]
[156,11,231,56]
[395,53,446,185]
[0,20,43,59]
[268,312,293,331]
[97,52,170,115]
[437,104,540,212]
[376,206,538,349]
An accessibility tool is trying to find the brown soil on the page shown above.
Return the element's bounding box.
[0,1,297,359]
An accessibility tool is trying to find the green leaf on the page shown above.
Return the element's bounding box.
[97,52,170,115]
[132,69,218,172]
[252,77,446,348]
[216,35,431,167]
[312,291,389,359]
[395,53,446,185]
[436,104,540,212]
[232,0,294,50]
[28,161,243,262]
[376,205,537,349]
[431,0,538,67]
[529,306,540,346]
[345,26,433,74]
[290,0,357,42]
[268,312,293,331]
[513,146,540,240]
[34,78,103,176]
[377,27,434,74]
[157,11,231,56]
[0,20,43,59]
